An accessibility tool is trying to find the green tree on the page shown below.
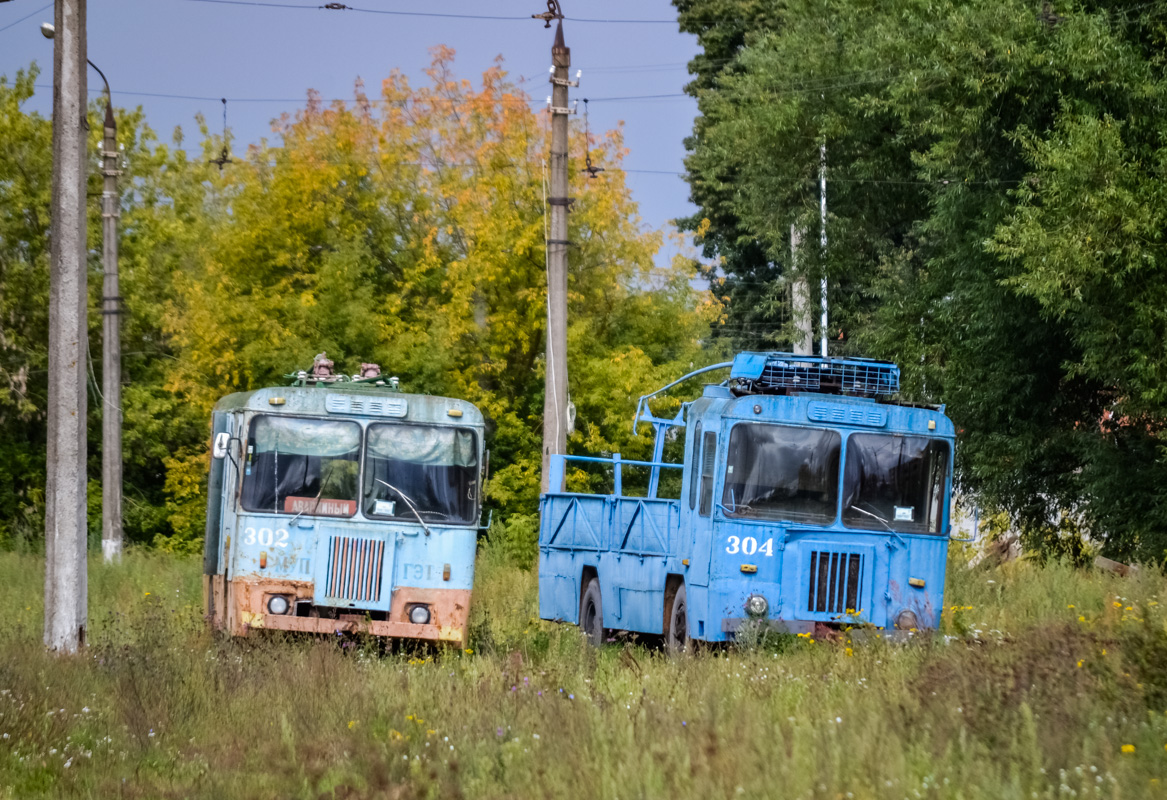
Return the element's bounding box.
[163,50,720,555]
[676,0,1167,562]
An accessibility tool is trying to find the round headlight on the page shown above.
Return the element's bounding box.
[409,604,431,625]
[267,595,290,615]
[894,609,919,631]
[745,594,769,618]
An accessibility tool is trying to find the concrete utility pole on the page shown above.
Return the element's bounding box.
[100,89,121,562]
[42,21,120,563]
[539,4,572,493]
[790,225,813,355]
[44,0,89,652]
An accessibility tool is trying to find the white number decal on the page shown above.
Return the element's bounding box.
[242,527,287,547]
[726,536,776,557]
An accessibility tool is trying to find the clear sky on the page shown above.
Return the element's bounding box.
[0,0,702,264]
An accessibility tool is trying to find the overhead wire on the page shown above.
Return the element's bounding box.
[0,2,52,35]
[179,0,678,24]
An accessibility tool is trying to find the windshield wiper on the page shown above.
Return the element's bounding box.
[374,478,432,536]
[847,504,895,533]
[288,460,338,527]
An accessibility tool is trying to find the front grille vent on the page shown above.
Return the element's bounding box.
[326,536,385,603]
[324,394,407,418]
[807,550,865,615]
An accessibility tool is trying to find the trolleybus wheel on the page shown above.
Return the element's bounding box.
[580,579,604,647]
[667,583,692,655]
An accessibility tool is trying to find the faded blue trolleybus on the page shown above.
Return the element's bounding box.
[538,352,956,650]
[203,355,485,647]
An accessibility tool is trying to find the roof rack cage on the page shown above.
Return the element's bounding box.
[730,352,900,397]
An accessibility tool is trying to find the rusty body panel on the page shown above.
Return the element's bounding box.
[202,379,484,646]
[245,585,472,645]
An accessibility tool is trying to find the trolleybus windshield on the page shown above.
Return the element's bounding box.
[721,424,841,524]
[842,434,949,534]
[241,415,361,517]
[363,424,479,525]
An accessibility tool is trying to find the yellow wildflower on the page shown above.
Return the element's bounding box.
[348,720,357,730]
[1077,660,1083,668]
[1121,744,1135,754]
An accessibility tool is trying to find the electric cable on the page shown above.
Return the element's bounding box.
[179,0,677,24]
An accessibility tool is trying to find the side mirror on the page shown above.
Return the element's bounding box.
[212,431,231,460]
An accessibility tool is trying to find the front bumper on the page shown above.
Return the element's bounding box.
[227,578,470,645]
[721,617,813,635]
[251,612,466,644]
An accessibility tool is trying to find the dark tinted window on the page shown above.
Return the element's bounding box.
[699,432,717,517]
[241,416,361,517]
[722,424,840,525]
[688,421,702,511]
[842,434,949,534]
[363,424,479,525]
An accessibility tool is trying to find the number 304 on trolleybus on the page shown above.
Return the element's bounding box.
[537,352,956,650]
[202,354,486,647]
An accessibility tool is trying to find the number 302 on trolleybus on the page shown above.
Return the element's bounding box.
[537,352,956,650]
[202,354,486,647]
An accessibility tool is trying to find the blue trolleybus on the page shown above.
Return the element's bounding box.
[538,352,956,649]
[203,356,485,647]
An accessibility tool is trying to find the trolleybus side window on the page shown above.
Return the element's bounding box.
[363,424,479,525]
[842,434,949,534]
[241,416,361,517]
[688,421,702,511]
[698,431,717,517]
[721,424,840,525]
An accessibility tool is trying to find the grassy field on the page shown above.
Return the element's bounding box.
[0,545,1164,799]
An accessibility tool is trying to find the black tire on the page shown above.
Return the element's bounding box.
[580,579,604,647]
[667,583,692,655]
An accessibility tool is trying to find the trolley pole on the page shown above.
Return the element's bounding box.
[100,99,122,563]
[540,8,571,493]
[44,0,89,652]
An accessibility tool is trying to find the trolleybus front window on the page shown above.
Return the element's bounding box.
[241,416,361,517]
[363,424,479,525]
[842,434,949,534]
[721,424,840,524]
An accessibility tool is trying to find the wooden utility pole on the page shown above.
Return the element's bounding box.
[541,8,572,493]
[45,0,88,652]
[100,99,122,563]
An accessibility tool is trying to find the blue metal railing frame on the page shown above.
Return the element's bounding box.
[549,453,684,499]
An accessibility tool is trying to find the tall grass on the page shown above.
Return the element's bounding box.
[0,547,1164,798]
